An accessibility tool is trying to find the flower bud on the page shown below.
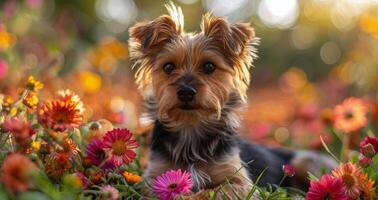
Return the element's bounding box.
[361,143,376,158]
[282,164,295,177]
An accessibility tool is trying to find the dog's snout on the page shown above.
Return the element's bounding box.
[177,86,196,102]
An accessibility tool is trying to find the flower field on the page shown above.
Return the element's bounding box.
[0,0,378,200]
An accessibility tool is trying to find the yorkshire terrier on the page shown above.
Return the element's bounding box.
[129,3,335,199]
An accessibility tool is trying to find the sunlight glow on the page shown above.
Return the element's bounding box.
[258,0,299,29]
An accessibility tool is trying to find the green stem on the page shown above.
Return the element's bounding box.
[278,174,287,187]
[340,133,351,162]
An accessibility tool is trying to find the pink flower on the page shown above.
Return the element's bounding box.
[306,175,347,200]
[282,164,295,177]
[359,157,372,168]
[3,117,35,148]
[102,128,138,166]
[153,169,193,200]
[0,59,8,79]
[100,185,119,200]
[360,136,378,156]
[75,172,88,189]
[86,140,116,171]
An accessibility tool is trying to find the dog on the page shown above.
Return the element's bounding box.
[129,3,336,199]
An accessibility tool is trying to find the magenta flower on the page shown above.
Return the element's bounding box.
[306,175,347,200]
[282,164,295,177]
[152,169,193,200]
[102,128,138,166]
[360,136,378,157]
[359,157,372,168]
[75,172,88,189]
[86,139,116,171]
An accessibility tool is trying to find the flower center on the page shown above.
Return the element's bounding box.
[112,140,127,156]
[54,111,69,123]
[342,174,355,187]
[344,111,354,119]
[167,183,177,189]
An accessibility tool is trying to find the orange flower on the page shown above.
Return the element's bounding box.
[332,162,362,199]
[45,152,72,178]
[1,154,36,192]
[333,98,368,133]
[122,172,141,184]
[61,138,80,157]
[37,90,85,131]
[358,172,376,200]
[0,26,16,51]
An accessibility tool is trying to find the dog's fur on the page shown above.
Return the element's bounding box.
[129,3,336,199]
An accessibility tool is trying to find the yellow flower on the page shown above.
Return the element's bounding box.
[25,76,43,92]
[0,28,16,51]
[23,92,39,109]
[122,172,141,184]
[79,71,102,94]
[31,141,41,152]
[359,14,378,38]
[1,95,16,115]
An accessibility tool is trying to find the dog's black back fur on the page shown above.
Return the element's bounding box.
[238,139,294,187]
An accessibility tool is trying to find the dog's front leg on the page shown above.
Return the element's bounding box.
[176,153,254,200]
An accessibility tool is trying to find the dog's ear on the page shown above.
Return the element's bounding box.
[201,14,255,57]
[129,15,181,59]
[201,14,258,101]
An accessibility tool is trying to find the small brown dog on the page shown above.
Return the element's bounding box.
[129,3,335,199]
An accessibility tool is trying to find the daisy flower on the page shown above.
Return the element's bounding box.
[1,154,36,192]
[333,98,368,133]
[332,163,362,199]
[100,185,119,200]
[306,174,347,200]
[358,172,376,200]
[45,152,72,178]
[152,169,193,200]
[86,139,117,171]
[102,128,138,166]
[25,76,43,92]
[37,90,85,131]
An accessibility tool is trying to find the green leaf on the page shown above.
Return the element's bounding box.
[17,192,50,200]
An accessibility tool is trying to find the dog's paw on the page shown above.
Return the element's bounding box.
[174,190,211,200]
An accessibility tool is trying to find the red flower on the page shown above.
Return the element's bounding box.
[1,154,36,192]
[306,175,347,200]
[37,90,84,131]
[102,128,138,166]
[359,157,372,168]
[282,164,295,177]
[360,136,378,156]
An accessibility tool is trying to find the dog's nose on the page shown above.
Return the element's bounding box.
[177,86,196,102]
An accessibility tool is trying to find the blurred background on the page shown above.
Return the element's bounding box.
[0,0,377,150]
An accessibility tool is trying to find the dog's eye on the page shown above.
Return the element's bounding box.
[202,62,216,74]
[163,63,175,75]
